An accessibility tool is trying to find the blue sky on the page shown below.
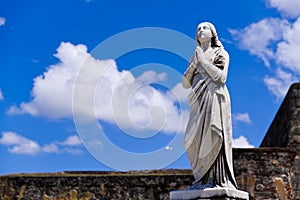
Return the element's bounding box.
[1,0,300,174]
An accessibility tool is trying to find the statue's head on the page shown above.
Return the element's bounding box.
[196,22,222,48]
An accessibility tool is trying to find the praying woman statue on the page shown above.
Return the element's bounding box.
[182,22,237,189]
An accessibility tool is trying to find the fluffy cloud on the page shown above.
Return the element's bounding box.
[0,132,40,155]
[7,42,88,118]
[0,132,83,155]
[232,113,252,124]
[136,70,167,83]
[229,18,289,67]
[167,83,190,103]
[57,135,81,146]
[0,17,6,27]
[266,0,300,18]
[230,0,300,100]
[230,15,300,99]
[264,68,298,99]
[0,88,3,100]
[233,135,254,148]
[42,143,59,153]
[276,18,300,73]
[8,42,188,134]
[42,135,83,154]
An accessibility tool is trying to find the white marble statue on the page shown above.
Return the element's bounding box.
[182,22,237,190]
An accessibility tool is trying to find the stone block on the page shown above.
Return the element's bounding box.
[295,98,300,108]
[294,156,300,173]
[170,188,249,200]
[235,174,255,197]
[292,191,300,200]
[292,181,300,190]
[293,135,300,143]
[273,177,288,200]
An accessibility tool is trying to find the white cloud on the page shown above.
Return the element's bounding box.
[266,0,300,18]
[0,89,3,100]
[229,18,290,67]
[264,68,298,99]
[7,42,88,118]
[57,135,81,146]
[167,83,190,103]
[233,135,255,148]
[7,105,24,115]
[42,143,59,153]
[9,42,188,134]
[136,70,167,83]
[232,113,252,124]
[51,135,83,154]
[0,17,6,27]
[0,132,83,155]
[276,17,300,73]
[0,132,40,155]
[230,15,300,99]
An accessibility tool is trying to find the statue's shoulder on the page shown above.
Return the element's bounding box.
[214,46,228,54]
[213,47,229,60]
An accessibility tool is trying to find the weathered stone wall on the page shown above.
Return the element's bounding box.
[0,148,296,200]
[261,83,300,149]
[260,83,300,199]
[234,148,296,199]
[1,170,191,200]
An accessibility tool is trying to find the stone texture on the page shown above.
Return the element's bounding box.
[0,147,296,200]
[0,170,192,200]
[234,148,295,199]
[273,177,288,200]
[260,83,300,200]
[261,83,300,149]
[170,188,249,200]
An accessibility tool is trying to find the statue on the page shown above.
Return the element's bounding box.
[170,22,249,199]
[182,22,237,190]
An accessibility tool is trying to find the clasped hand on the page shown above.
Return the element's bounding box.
[190,46,209,70]
[195,46,208,64]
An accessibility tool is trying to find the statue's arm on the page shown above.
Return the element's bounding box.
[182,55,197,89]
[196,47,229,84]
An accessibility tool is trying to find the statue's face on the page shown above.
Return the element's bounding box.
[197,23,212,42]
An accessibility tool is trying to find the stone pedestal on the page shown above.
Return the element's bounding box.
[170,187,249,200]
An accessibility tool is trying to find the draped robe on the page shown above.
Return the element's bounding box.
[182,46,237,188]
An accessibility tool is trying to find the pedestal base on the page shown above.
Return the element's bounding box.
[170,187,249,200]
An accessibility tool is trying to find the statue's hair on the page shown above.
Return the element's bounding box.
[196,22,223,48]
